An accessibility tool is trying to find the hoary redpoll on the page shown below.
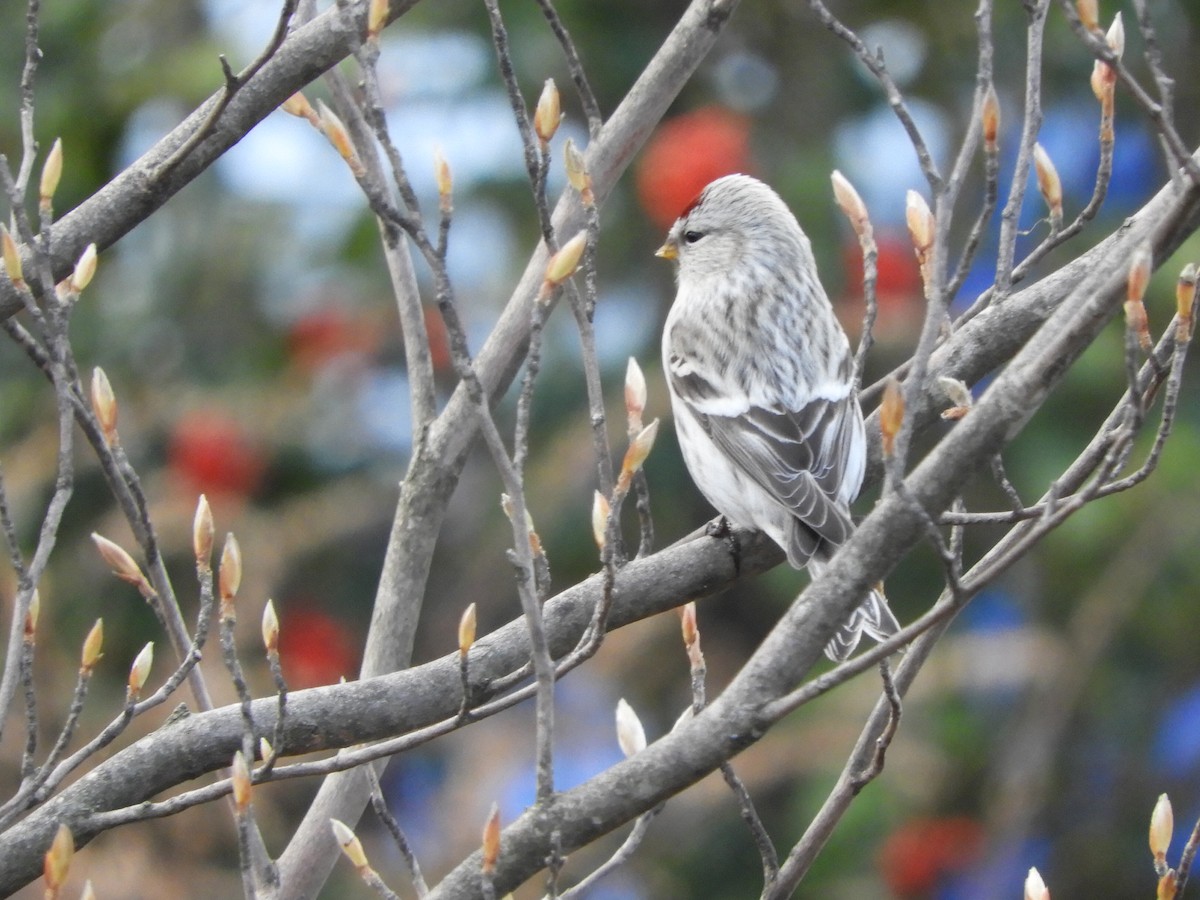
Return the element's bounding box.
[657,173,898,661]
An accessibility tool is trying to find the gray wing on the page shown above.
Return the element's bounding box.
[668,350,861,567]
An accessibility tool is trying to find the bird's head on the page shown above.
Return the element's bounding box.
[655,174,807,280]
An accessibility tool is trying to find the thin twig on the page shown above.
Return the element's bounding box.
[18,629,36,779]
[12,633,206,826]
[848,661,901,794]
[219,610,259,764]
[1175,811,1200,895]
[364,764,429,897]
[483,0,542,205]
[0,311,214,711]
[262,644,289,778]
[990,453,1025,512]
[684,606,778,884]
[156,0,300,177]
[994,0,1049,299]
[340,47,438,436]
[946,0,998,301]
[13,0,42,196]
[532,0,602,138]
[804,0,941,191]
[556,811,659,899]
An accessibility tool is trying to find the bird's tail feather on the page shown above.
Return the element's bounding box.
[807,555,900,662]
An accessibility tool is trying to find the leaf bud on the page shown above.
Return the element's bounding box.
[40,138,63,206]
[615,697,647,757]
[533,79,561,144]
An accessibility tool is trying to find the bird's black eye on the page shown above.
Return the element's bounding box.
[683,230,704,244]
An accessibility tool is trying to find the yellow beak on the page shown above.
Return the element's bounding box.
[655,240,678,260]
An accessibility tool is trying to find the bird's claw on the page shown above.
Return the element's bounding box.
[706,515,741,574]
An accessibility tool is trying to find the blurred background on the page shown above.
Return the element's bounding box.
[1,0,1200,897]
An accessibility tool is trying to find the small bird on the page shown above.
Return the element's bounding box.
[657,173,898,661]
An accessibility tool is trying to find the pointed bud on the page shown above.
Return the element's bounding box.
[92,533,148,589]
[331,819,369,869]
[1150,793,1174,863]
[621,419,660,481]
[540,231,587,298]
[1033,144,1063,226]
[219,533,242,614]
[1158,870,1179,900]
[981,85,1000,150]
[1128,241,1152,306]
[533,79,561,144]
[880,378,905,457]
[2,227,24,289]
[81,619,104,673]
[625,357,647,433]
[831,170,870,238]
[40,138,63,206]
[481,803,501,875]
[905,191,934,255]
[434,149,453,213]
[261,599,279,654]
[1076,0,1099,31]
[24,590,39,640]
[281,92,316,121]
[91,367,118,445]
[367,0,388,40]
[231,750,252,811]
[905,190,934,287]
[1177,264,1197,339]
[1126,242,1153,353]
[43,823,74,890]
[1106,12,1125,60]
[1024,867,1050,900]
[564,139,593,205]
[259,737,273,761]
[79,879,96,900]
[70,243,98,293]
[458,602,477,655]
[316,101,363,177]
[591,490,610,552]
[1176,264,1197,313]
[1091,14,1123,100]
[128,641,154,696]
[615,698,647,757]
[193,494,214,566]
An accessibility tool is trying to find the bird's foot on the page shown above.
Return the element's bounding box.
[706,515,741,574]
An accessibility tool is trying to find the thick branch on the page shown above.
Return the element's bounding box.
[0,529,779,896]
